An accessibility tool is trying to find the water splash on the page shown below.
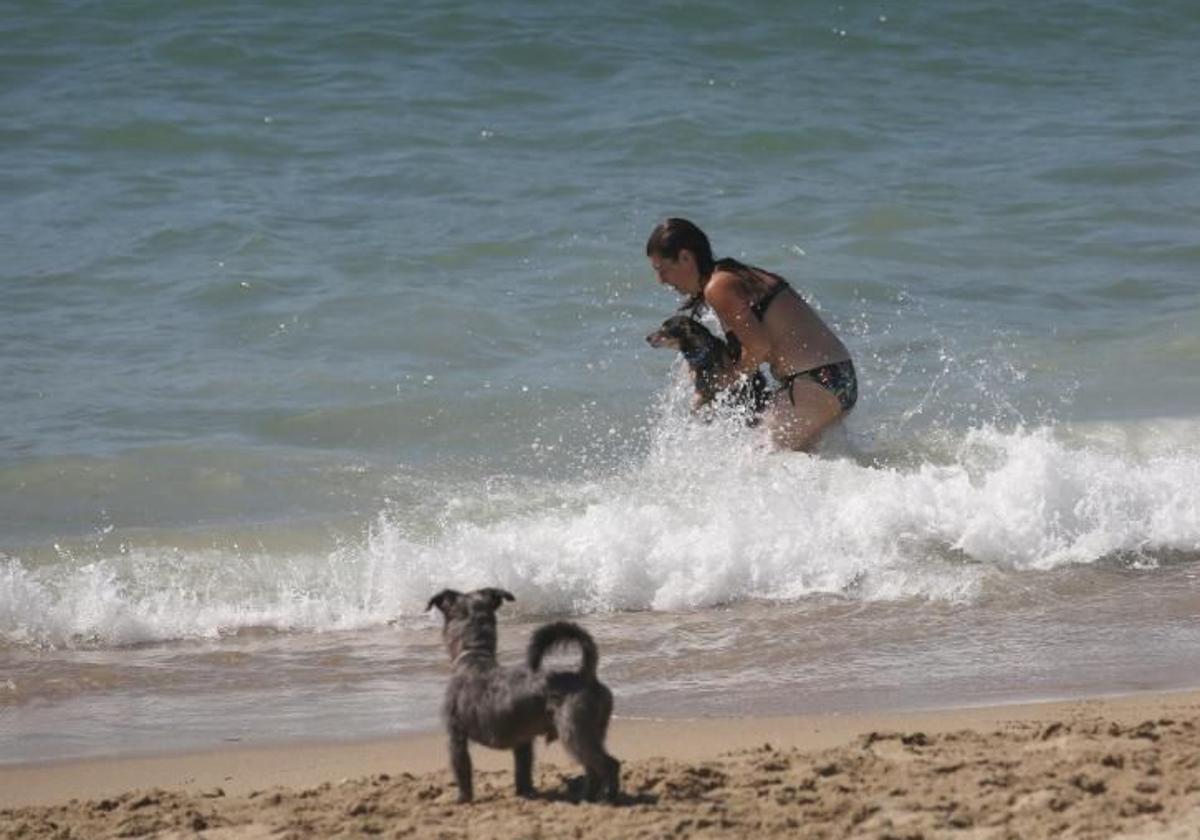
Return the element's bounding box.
[3,407,1198,649]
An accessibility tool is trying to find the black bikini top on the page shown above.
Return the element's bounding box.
[679,258,794,322]
[712,258,792,322]
[749,279,789,320]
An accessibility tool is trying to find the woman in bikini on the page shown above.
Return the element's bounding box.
[646,217,856,451]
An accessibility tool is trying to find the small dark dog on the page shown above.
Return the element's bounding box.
[646,315,769,418]
[427,587,620,804]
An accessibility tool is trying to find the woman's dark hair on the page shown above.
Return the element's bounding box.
[645,218,715,278]
[647,217,780,317]
[646,218,715,315]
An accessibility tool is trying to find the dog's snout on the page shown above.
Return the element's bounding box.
[647,325,682,349]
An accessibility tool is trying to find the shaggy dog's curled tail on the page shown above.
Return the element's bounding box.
[527,621,599,679]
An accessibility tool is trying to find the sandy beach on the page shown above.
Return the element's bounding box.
[4,689,1200,838]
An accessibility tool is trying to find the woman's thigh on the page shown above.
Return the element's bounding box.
[765,379,844,451]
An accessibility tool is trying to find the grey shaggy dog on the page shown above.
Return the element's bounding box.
[426,587,621,804]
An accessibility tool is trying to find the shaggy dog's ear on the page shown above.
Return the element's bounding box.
[426,589,461,613]
[478,588,516,610]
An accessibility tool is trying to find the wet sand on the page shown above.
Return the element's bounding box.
[3,689,1200,838]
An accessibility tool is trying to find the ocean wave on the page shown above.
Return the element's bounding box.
[2,415,1198,649]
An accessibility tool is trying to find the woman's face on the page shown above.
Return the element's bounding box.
[649,250,698,295]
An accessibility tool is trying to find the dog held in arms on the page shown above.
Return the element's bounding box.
[427,587,621,803]
[646,315,769,420]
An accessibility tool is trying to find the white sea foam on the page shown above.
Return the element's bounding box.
[2,413,1198,648]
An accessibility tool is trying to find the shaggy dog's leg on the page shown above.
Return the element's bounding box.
[564,728,621,803]
[449,729,473,803]
[513,741,535,797]
[581,747,621,803]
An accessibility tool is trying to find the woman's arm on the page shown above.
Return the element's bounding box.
[705,271,772,384]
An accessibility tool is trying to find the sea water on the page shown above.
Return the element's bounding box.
[2,0,1199,763]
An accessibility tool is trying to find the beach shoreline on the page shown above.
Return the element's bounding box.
[5,687,1200,837]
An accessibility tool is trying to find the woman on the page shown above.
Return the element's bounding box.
[646,217,856,451]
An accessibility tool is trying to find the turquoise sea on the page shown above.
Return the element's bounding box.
[3,0,1199,762]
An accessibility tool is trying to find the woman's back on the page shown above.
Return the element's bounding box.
[714,261,850,379]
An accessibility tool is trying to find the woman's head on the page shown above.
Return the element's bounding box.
[645,218,715,282]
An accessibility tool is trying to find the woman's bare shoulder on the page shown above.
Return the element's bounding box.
[704,271,755,323]
[705,269,749,302]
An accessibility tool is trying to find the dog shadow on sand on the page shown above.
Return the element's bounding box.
[535,775,659,807]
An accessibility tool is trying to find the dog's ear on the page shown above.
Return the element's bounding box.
[478,588,516,610]
[426,589,461,614]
